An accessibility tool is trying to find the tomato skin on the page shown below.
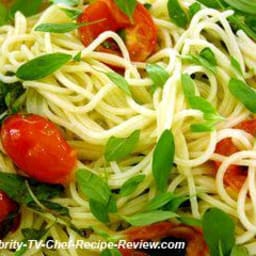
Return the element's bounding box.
[78,0,130,46]
[0,191,17,223]
[121,222,208,256]
[78,0,157,61]
[1,114,77,184]
[124,4,157,61]
[213,118,256,191]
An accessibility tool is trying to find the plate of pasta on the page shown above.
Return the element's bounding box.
[0,0,256,255]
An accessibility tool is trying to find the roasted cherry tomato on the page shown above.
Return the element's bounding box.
[120,222,208,256]
[213,119,256,191]
[0,191,17,223]
[1,114,77,184]
[78,0,157,61]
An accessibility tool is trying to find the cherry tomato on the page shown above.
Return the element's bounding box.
[0,191,17,223]
[78,0,130,46]
[1,114,77,184]
[123,3,157,61]
[121,222,208,256]
[213,118,256,191]
[78,0,157,61]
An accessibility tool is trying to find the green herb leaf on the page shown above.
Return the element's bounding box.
[89,200,110,224]
[0,173,64,204]
[223,0,256,15]
[163,196,189,212]
[189,2,201,19]
[146,64,169,93]
[0,3,8,26]
[10,0,43,18]
[178,216,202,227]
[146,192,175,211]
[229,78,256,113]
[123,210,177,226]
[101,248,122,256]
[114,0,137,20]
[73,51,81,62]
[245,16,256,33]
[0,79,25,120]
[144,3,152,10]
[105,130,140,162]
[106,72,132,96]
[76,169,111,205]
[152,130,175,193]
[60,7,82,19]
[35,20,104,33]
[120,175,145,197]
[196,0,224,9]
[183,47,217,74]
[200,47,217,66]
[50,0,80,6]
[202,208,235,256]
[16,53,72,80]
[231,57,243,75]
[181,74,196,99]
[230,245,249,256]
[22,227,49,240]
[167,0,188,28]
[189,96,216,113]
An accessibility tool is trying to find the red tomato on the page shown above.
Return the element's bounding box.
[121,222,208,256]
[1,114,77,184]
[78,0,130,46]
[0,191,17,223]
[124,3,157,61]
[78,0,157,61]
[213,118,256,191]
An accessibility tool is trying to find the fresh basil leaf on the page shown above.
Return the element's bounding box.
[189,2,201,19]
[22,227,48,240]
[60,7,82,19]
[229,78,256,113]
[189,96,216,113]
[178,216,202,227]
[0,173,64,204]
[120,175,145,197]
[73,51,81,62]
[0,79,25,120]
[146,64,169,93]
[191,121,216,132]
[106,72,132,96]
[144,3,152,10]
[152,130,175,193]
[49,0,80,6]
[183,47,217,74]
[101,248,122,256]
[245,16,256,33]
[105,130,140,162]
[114,0,137,20]
[31,200,70,217]
[76,169,111,205]
[230,245,249,256]
[89,200,110,224]
[10,0,43,18]
[107,195,118,213]
[145,192,175,211]
[163,196,189,212]
[123,210,177,226]
[223,0,256,15]
[202,208,235,256]
[167,0,188,28]
[196,0,224,9]
[16,53,72,80]
[231,57,243,75]
[35,20,104,33]
[200,47,217,66]
[0,3,8,25]
[181,74,196,99]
